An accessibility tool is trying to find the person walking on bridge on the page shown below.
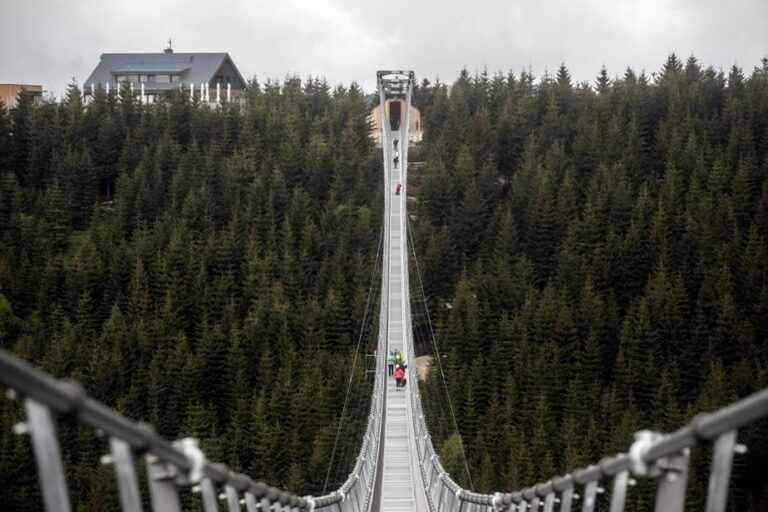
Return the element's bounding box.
[395,183,401,195]
[387,351,395,376]
[393,364,404,390]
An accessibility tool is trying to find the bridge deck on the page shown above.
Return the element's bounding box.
[378,129,429,512]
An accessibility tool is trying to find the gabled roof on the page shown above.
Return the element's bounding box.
[84,52,247,88]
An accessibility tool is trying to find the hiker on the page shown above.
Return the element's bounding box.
[387,351,395,376]
[395,183,401,195]
[393,364,404,389]
[393,155,399,167]
[393,139,398,149]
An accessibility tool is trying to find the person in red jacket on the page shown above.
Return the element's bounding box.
[395,183,401,195]
[393,365,404,390]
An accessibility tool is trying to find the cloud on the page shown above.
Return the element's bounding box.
[1,0,766,99]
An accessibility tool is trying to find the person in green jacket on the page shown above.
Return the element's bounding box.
[387,351,395,376]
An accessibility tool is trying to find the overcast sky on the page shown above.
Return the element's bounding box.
[1,0,766,99]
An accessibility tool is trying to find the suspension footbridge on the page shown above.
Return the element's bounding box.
[1,70,767,512]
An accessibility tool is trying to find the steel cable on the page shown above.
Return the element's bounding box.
[405,213,474,489]
[322,225,384,494]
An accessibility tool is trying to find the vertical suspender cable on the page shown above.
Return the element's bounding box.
[406,213,474,489]
[322,226,384,494]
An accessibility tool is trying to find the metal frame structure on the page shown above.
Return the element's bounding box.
[1,67,768,512]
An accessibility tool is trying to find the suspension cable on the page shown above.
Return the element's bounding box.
[322,225,384,494]
[406,214,474,489]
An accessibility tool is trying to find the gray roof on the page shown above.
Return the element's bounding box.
[84,52,247,90]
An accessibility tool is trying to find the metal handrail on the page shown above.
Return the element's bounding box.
[492,386,768,512]
[0,348,310,512]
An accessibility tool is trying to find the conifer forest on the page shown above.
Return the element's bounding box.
[1,55,768,510]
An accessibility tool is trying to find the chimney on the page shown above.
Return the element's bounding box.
[164,38,174,54]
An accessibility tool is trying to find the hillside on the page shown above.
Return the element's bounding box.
[411,56,768,509]
[1,55,767,510]
[0,79,381,509]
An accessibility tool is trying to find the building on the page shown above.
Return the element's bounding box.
[83,45,247,104]
[0,84,43,109]
[369,99,423,146]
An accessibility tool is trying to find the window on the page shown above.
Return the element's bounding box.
[155,75,170,83]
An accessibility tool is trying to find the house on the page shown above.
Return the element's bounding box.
[0,84,43,109]
[83,45,247,104]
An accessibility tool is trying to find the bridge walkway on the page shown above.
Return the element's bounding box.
[378,121,429,512]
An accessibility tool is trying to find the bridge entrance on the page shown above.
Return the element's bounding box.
[388,100,402,130]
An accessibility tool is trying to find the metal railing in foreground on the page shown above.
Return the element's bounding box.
[0,240,388,512]
[405,334,768,512]
[409,380,768,512]
[404,249,768,512]
[490,385,768,512]
[0,347,324,512]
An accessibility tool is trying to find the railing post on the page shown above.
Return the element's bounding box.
[608,470,629,512]
[200,477,220,512]
[145,453,182,512]
[436,481,446,512]
[108,437,142,512]
[652,450,689,512]
[353,477,362,512]
[450,484,460,512]
[543,492,556,512]
[244,492,258,512]
[24,399,71,512]
[705,430,737,512]
[580,481,598,512]
[559,488,574,512]
[225,484,241,512]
